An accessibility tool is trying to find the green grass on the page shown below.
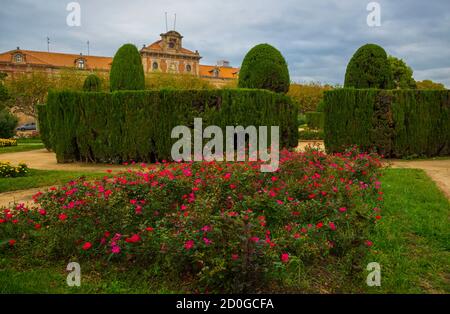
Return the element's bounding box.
[0,139,45,154]
[364,168,450,293]
[0,169,108,192]
[0,258,179,293]
[0,168,448,293]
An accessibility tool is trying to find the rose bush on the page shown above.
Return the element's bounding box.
[0,147,383,292]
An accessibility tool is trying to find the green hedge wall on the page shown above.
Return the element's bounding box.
[324,89,450,158]
[305,112,324,130]
[36,104,52,150]
[40,89,298,163]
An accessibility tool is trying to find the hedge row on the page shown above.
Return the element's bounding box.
[305,111,324,130]
[40,89,298,163]
[324,89,450,158]
[37,104,51,150]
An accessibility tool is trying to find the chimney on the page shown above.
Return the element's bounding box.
[217,60,230,67]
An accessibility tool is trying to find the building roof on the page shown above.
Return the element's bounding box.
[0,48,239,79]
[199,65,239,79]
[0,49,112,70]
[144,40,197,55]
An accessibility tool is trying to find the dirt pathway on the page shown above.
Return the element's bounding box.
[0,149,136,171]
[390,159,450,200]
[0,186,51,208]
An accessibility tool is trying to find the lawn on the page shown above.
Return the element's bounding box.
[0,168,448,293]
[0,138,45,154]
[364,168,450,293]
[0,169,108,193]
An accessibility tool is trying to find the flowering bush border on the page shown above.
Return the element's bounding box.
[0,147,383,292]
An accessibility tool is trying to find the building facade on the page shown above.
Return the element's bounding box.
[0,31,239,87]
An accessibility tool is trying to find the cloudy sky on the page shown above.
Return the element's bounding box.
[1,0,449,86]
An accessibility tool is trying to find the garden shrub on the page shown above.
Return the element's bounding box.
[344,44,394,89]
[36,104,51,150]
[324,89,450,158]
[305,112,324,130]
[238,44,290,94]
[0,161,28,177]
[110,44,145,91]
[83,74,102,92]
[0,148,383,293]
[0,110,18,139]
[42,89,298,163]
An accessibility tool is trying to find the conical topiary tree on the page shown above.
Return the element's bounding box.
[238,43,290,94]
[110,44,145,91]
[83,74,102,91]
[344,44,393,89]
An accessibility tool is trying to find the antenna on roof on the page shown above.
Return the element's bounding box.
[47,37,50,52]
[173,13,177,31]
[165,12,168,32]
[87,40,90,56]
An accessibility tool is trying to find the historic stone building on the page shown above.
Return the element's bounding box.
[0,30,239,87]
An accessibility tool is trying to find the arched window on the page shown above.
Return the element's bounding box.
[186,64,191,72]
[76,59,85,69]
[212,68,219,78]
[152,61,158,71]
[14,54,23,63]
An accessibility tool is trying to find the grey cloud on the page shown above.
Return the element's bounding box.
[0,0,448,87]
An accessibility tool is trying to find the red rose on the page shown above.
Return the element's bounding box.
[125,234,140,243]
[281,253,289,263]
[82,242,92,250]
[58,213,68,221]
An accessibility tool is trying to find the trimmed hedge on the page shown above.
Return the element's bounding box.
[324,89,450,158]
[110,44,145,91]
[40,89,298,163]
[238,44,290,94]
[305,112,324,130]
[83,74,102,91]
[344,44,393,89]
[36,104,52,150]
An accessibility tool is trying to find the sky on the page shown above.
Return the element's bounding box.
[0,0,449,87]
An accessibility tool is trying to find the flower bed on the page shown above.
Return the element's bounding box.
[0,148,383,292]
[0,138,17,147]
[0,161,28,178]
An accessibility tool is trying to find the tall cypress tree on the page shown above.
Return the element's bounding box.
[110,44,145,91]
[238,43,290,94]
[344,44,394,89]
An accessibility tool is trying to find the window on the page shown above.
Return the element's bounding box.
[186,64,191,72]
[14,54,23,63]
[152,62,158,71]
[168,42,175,49]
[212,68,219,78]
[76,59,85,69]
